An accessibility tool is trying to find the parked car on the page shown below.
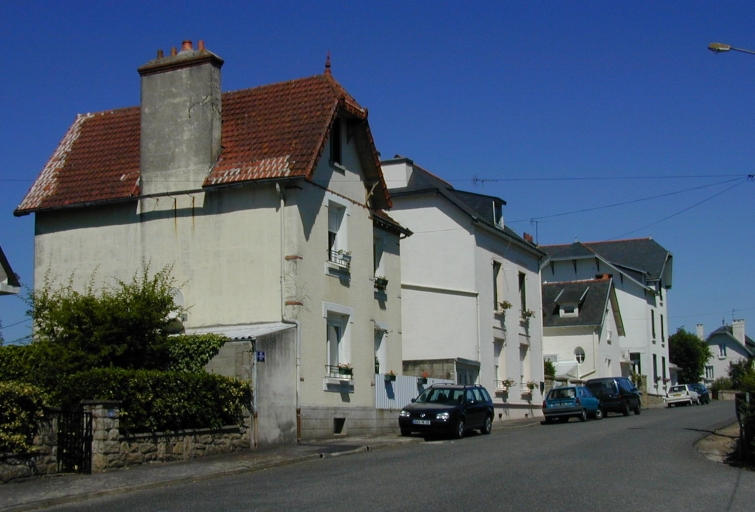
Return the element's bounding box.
[398,384,494,438]
[542,385,602,423]
[689,383,710,404]
[585,377,641,416]
[666,384,699,407]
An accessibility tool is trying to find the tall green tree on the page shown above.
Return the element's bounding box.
[669,328,712,383]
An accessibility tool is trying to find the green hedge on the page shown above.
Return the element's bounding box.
[61,368,251,434]
[167,334,227,373]
[0,381,48,454]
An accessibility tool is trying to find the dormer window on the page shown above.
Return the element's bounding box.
[330,118,342,166]
[559,304,579,317]
[493,201,503,228]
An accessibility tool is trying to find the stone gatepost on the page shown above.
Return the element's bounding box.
[81,400,122,472]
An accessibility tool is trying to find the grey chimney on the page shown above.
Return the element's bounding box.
[138,40,224,195]
[696,323,704,341]
[732,319,746,345]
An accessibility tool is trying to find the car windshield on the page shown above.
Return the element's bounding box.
[548,388,576,400]
[416,387,465,404]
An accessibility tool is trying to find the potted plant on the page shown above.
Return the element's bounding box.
[526,380,536,391]
[337,363,353,376]
[500,378,515,390]
[521,309,535,320]
[384,370,396,382]
[418,370,429,384]
[498,300,512,312]
[336,249,351,262]
[374,275,388,289]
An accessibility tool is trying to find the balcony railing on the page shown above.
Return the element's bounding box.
[326,364,353,379]
[328,250,351,269]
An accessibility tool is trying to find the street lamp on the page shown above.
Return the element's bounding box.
[708,42,755,55]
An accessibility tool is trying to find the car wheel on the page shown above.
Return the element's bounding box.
[634,402,641,415]
[622,401,630,416]
[594,408,603,420]
[481,415,492,435]
[543,416,553,424]
[600,407,607,418]
[579,409,587,422]
[454,418,465,439]
[400,428,411,437]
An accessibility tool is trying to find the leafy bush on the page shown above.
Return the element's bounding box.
[0,381,48,454]
[711,377,733,392]
[544,360,555,378]
[728,360,755,390]
[62,368,251,434]
[28,267,181,372]
[167,334,227,373]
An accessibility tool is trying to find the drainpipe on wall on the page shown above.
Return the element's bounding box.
[276,182,302,439]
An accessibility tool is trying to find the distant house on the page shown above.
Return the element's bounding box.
[698,320,754,384]
[542,275,625,380]
[381,156,546,419]
[15,41,409,443]
[541,239,673,396]
[0,245,20,295]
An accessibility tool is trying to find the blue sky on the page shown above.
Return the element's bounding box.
[1,1,753,344]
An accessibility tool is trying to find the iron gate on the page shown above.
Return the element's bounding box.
[57,410,93,474]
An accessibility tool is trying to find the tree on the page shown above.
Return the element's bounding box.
[27,266,182,374]
[669,328,711,383]
[728,359,755,390]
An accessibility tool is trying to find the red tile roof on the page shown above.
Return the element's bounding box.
[16,73,389,215]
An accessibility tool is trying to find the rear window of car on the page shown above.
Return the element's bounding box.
[669,385,685,393]
[549,388,576,399]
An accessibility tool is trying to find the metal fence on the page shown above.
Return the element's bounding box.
[375,375,454,410]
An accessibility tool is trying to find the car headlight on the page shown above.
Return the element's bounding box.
[399,410,411,418]
[435,411,450,421]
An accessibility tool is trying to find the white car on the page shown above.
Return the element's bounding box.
[666,384,699,407]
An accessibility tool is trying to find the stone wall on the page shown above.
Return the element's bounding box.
[0,412,58,483]
[299,406,399,439]
[85,401,251,472]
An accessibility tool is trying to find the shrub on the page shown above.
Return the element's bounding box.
[0,381,48,454]
[711,377,733,392]
[544,360,555,378]
[62,368,251,434]
[167,334,227,373]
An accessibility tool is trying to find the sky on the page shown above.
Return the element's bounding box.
[1,1,753,345]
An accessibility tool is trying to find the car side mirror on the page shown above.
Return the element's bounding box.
[411,398,416,403]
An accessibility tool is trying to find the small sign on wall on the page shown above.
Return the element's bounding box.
[256,351,266,362]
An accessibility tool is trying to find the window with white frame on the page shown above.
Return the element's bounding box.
[326,311,349,373]
[493,201,503,228]
[327,201,348,266]
[574,346,585,364]
[519,344,530,385]
[374,328,387,375]
[718,344,727,358]
[494,339,505,387]
[518,272,527,314]
[373,235,384,277]
[330,118,342,166]
[705,365,714,379]
[493,261,502,310]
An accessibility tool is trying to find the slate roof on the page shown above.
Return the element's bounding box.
[707,325,755,356]
[16,73,389,215]
[385,157,542,257]
[541,238,672,287]
[542,278,613,328]
[0,245,21,295]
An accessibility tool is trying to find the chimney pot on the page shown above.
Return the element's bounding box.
[181,40,193,52]
[523,232,533,243]
[170,47,177,56]
[198,40,205,51]
[157,49,164,58]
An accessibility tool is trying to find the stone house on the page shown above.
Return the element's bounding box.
[14,40,409,444]
[381,156,546,420]
[540,239,673,396]
[698,320,754,384]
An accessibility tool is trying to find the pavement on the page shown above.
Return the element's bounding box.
[0,417,738,512]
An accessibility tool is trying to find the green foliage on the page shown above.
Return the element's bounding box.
[62,368,251,434]
[669,328,711,383]
[544,360,555,378]
[728,359,755,390]
[167,334,227,373]
[0,381,48,453]
[741,372,755,393]
[27,267,181,373]
[711,377,733,392]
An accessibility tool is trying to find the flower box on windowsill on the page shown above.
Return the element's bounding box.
[384,372,396,382]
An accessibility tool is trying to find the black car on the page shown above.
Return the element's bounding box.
[398,384,494,438]
[689,383,711,404]
[585,377,641,416]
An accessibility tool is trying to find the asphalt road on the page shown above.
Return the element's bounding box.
[45,401,753,512]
